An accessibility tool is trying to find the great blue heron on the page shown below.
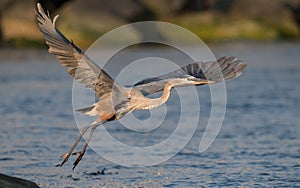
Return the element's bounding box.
[35,3,246,170]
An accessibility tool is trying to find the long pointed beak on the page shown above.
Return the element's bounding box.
[192,78,215,85]
[199,80,215,84]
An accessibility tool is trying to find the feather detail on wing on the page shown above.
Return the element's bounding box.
[35,3,126,100]
[133,56,246,95]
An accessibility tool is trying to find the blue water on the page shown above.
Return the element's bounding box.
[0,42,300,187]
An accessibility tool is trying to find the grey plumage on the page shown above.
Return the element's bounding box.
[35,4,127,101]
[35,2,246,170]
[134,56,246,95]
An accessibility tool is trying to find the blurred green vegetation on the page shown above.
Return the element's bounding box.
[0,0,299,48]
[173,13,299,42]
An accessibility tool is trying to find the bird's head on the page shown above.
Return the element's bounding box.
[168,76,215,87]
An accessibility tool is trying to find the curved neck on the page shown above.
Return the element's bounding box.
[160,82,173,103]
[140,82,173,110]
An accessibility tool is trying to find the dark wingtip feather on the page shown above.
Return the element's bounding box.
[205,56,247,83]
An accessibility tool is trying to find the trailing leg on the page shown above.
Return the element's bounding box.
[72,124,100,170]
[55,122,98,167]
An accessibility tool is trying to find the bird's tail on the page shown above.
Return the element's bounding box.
[76,104,98,116]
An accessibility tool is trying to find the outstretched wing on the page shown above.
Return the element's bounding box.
[133,56,246,95]
[35,3,127,100]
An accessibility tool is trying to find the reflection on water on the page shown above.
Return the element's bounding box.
[0,42,300,187]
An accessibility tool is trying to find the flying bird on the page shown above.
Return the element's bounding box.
[35,3,246,170]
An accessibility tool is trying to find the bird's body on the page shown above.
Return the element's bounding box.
[35,3,246,170]
[79,79,196,119]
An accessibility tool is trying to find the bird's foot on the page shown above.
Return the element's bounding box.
[55,153,70,167]
[72,151,85,170]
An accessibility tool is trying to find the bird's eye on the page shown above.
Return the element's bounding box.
[187,77,196,81]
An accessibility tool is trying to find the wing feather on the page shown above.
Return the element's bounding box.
[35,3,126,99]
[134,56,246,95]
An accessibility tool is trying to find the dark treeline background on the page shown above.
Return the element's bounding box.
[0,0,299,47]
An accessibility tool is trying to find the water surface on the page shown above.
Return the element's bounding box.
[0,42,300,187]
